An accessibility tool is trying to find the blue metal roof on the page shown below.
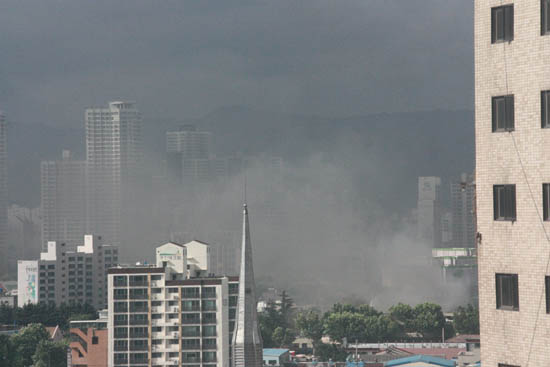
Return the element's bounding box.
[263,348,289,357]
[385,355,456,367]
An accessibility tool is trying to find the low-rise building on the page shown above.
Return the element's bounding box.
[17,234,118,308]
[384,355,456,367]
[262,348,290,366]
[70,311,108,367]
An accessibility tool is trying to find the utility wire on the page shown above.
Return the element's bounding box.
[498,5,550,363]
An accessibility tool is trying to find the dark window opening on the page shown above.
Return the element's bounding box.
[492,95,514,132]
[492,5,514,43]
[496,273,519,311]
[493,185,516,221]
[542,0,550,35]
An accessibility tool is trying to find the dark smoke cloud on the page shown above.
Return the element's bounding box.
[0,0,472,126]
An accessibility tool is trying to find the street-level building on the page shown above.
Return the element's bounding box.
[17,234,118,308]
[475,1,550,365]
[70,310,109,367]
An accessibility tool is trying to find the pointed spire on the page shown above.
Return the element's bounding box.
[232,204,263,367]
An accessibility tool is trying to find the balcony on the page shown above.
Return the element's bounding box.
[129,332,148,338]
[114,306,128,313]
[114,343,128,352]
[129,345,148,351]
[182,318,200,325]
[129,281,148,287]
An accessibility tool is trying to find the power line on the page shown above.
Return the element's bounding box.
[509,132,550,367]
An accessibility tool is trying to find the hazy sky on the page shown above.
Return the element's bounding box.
[0,0,473,126]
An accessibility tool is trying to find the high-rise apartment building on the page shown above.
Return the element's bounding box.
[450,173,476,248]
[17,235,118,309]
[107,241,238,367]
[166,125,211,185]
[0,111,7,276]
[41,150,87,250]
[86,101,142,246]
[475,1,550,365]
[417,177,442,248]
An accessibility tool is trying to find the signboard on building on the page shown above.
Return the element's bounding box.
[17,260,38,307]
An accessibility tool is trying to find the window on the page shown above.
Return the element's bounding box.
[542,91,550,128]
[496,273,519,311]
[546,276,550,314]
[498,364,520,367]
[544,184,550,220]
[492,95,514,132]
[494,185,516,221]
[492,5,514,43]
[543,0,550,35]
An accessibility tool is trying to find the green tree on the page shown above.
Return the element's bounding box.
[315,343,348,362]
[324,311,367,342]
[454,304,480,334]
[272,326,296,348]
[412,302,446,339]
[32,339,68,367]
[389,303,415,331]
[296,309,324,345]
[11,323,50,367]
[0,334,15,367]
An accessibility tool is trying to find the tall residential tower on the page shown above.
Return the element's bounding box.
[41,150,87,250]
[86,101,142,246]
[475,1,550,365]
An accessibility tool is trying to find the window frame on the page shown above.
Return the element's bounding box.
[543,0,550,35]
[546,276,550,314]
[542,91,550,128]
[493,184,517,221]
[543,184,550,221]
[492,95,515,132]
[492,5,514,43]
[496,273,519,311]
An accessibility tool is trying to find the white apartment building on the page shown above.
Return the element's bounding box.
[475,1,550,365]
[86,101,142,246]
[17,234,119,309]
[107,241,239,367]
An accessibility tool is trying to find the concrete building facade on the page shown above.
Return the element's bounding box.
[41,150,87,250]
[17,234,118,309]
[475,1,550,365]
[107,241,239,367]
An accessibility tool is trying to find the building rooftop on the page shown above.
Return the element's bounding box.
[385,355,456,367]
[263,348,289,357]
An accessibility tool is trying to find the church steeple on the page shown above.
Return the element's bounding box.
[231,204,263,367]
